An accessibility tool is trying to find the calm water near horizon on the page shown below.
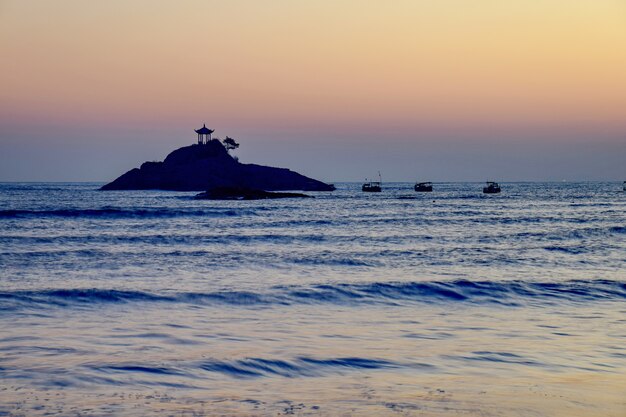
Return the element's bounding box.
[1,182,625,416]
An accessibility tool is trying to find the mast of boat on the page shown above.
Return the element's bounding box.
[378,171,382,185]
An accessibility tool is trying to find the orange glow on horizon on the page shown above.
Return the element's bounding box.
[1,1,625,138]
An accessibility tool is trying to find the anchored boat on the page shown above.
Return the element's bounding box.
[362,172,382,192]
[483,181,501,194]
[414,182,433,192]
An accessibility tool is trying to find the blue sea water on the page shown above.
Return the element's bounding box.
[0,182,625,416]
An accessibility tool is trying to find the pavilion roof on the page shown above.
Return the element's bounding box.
[195,124,214,134]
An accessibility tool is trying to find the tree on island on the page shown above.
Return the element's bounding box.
[222,136,239,151]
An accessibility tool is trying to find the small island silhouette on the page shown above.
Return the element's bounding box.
[101,125,335,192]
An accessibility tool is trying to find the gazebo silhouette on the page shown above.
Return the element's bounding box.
[195,124,214,145]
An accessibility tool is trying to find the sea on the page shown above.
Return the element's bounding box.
[0,182,625,416]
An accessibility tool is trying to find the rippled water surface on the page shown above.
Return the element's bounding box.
[1,182,625,416]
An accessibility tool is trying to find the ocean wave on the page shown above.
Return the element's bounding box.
[196,356,405,378]
[0,208,253,219]
[610,226,626,234]
[444,351,542,366]
[90,356,411,379]
[1,280,624,311]
[544,245,588,254]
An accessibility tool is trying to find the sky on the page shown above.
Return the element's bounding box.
[0,0,625,182]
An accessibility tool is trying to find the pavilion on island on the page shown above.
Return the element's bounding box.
[195,124,214,144]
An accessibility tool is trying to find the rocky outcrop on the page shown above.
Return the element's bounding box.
[194,187,312,200]
[100,140,335,191]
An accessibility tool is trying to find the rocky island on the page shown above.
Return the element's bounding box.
[101,125,335,192]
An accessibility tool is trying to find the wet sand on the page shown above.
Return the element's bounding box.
[2,371,625,416]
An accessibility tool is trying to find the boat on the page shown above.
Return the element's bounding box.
[414,182,433,192]
[483,181,501,194]
[362,172,382,192]
[623,181,625,191]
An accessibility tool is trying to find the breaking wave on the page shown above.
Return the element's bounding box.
[2,280,624,311]
[82,355,423,380]
[0,208,253,219]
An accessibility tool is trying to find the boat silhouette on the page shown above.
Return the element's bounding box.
[414,182,433,192]
[483,181,501,194]
[362,172,382,192]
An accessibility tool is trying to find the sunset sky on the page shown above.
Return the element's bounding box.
[1,0,625,181]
